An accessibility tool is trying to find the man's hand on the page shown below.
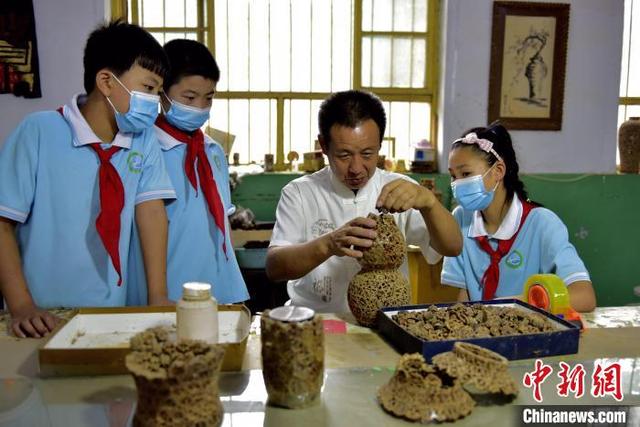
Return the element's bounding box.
[325,216,377,258]
[376,178,436,213]
[10,306,61,338]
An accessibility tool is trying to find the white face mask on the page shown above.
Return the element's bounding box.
[162,93,210,132]
[451,164,498,211]
[106,73,160,133]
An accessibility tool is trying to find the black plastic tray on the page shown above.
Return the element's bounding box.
[377,299,580,361]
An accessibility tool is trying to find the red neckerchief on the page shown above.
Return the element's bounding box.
[474,199,536,300]
[155,115,227,258]
[56,107,124,286]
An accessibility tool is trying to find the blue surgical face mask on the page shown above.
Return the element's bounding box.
[106,73,160,133]
[163,95,210,132]
[451,164,498,211]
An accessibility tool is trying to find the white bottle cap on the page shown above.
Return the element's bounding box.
[268,305,315,322]
[182,282,212,300]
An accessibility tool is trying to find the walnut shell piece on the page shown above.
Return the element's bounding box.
[377,353,476,422]
[432,342,519,396]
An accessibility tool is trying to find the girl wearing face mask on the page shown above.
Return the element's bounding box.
[127,39,249,306]
[441,123,596,312]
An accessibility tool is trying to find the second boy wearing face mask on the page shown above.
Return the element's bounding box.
[127,39,249,305]
[162,93,211,131]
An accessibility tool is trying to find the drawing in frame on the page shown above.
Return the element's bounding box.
[488,2,570,130]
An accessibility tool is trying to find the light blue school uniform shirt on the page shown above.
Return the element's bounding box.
[127,125,249,305]
[0,94,176,308]
[441,196,590,300]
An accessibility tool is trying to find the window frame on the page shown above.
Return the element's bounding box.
[113,0,441,169]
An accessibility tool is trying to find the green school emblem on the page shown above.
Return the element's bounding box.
[127,151,143,173]
[214,156,222,170]
[505,250,524,269]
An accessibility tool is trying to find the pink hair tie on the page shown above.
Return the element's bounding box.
[453,132,503,162]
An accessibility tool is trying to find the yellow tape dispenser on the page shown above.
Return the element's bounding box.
[523,274,584,330]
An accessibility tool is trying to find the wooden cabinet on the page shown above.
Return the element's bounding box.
[407,248,459,304]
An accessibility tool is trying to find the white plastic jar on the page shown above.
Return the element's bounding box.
[176,282,218,344]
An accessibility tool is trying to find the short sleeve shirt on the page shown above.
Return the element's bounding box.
[441,196,590,300]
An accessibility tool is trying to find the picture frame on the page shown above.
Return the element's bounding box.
[487,2,570,130]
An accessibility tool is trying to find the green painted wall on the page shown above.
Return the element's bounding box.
[232,173,640,307]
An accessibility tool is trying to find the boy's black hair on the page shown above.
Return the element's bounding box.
[453,121,532,203]
[163,39,220,91]
[83,20,169,93]
[318,90,386,146]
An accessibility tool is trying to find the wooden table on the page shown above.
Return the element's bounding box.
[1,307,639,426]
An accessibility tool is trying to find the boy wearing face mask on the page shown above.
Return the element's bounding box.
[127,39,249,305]
[0,21,176,338]
[442,123,596,312]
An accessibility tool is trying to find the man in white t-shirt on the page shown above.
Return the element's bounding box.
[266,90,462,312]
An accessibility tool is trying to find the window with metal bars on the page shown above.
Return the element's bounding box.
[620,0,640,123]
[117,0,439,168]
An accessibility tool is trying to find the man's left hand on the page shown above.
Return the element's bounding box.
[376,178,436,213]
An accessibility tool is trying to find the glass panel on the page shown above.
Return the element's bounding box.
[291,0,312,92]
[332,0,352,91]
[371,36,391,87]
[229,99,249,163]
[393,0,414,32]
[164,33,186,44]
[142,0,163,27]
[408,101,431,150]
[311,0,332,92]
[214,0,228,91]
[227,0,249,90]
[386,101,431,161]
[165,0,185,27]
[249,100,272,163]
[621,0,632,96]
[210,98,230,153]
[150,32,165,45]
[287,99,314,156]
[372,0,392,31]
[361,37,372,87]
[413,0,428,32]
[628,0,640,96]
[186,0,198,27]
[185,32,198,41]
[362,0,373,31]
[391,37,412,87]
[249,0,270,91]
[411,38,426,88]
[270,0,292,91]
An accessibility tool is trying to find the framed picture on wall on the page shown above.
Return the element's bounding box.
[487,2,570,130]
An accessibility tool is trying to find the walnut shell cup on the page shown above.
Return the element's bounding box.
[348,269,410,327]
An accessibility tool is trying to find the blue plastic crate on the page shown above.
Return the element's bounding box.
[377,299,580,362]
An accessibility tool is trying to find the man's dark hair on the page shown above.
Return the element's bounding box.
[318,90,386,146]
[162,39,220,91]
[83,20,169,93]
